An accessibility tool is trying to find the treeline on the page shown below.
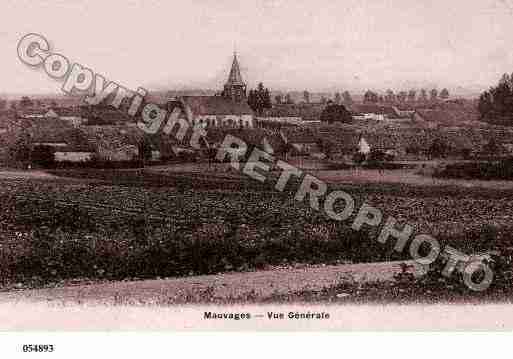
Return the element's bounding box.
[270,88,450,106]
[273,90,353,105]
[363,88,449,104]
[478,73,513,124]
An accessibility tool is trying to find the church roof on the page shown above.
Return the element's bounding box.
[181,96,253,116]
[225,53,245,86]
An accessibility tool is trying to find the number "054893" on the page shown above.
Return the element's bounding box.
[22,345,54,353]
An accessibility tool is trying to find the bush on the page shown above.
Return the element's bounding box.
[427,139,451,159]
[31,145,55,167]
[434,159,513,180]
[352,152,366,164]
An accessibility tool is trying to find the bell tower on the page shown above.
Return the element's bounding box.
[222,52,247,102]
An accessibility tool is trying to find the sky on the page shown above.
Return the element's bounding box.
[2,0,513,95]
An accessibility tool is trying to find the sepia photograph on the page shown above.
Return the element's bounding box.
[1,0,513,355]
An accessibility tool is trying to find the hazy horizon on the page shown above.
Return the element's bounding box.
[2,0,513,96]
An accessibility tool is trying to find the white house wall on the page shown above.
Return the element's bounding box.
[194,114,253,128]
[54,152,93,162]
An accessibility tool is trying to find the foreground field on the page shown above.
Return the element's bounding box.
[0,168,512,302]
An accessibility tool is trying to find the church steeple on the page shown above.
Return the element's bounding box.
[223,52,247,102]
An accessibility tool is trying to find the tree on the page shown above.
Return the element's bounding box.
[303,90,310,104]
[247,83,272,115]
[285,93,294,104]
[317,138,337,159]
[334,92,342,104]
[319,101,353,124]
[247,89,256,110]
[263,88,272,109]
[320,95,327,104]
[31,145,55,167]
[342,91,353,104]
[478,91,493,119]
[397,91,408,103]
[10,132,31,164]
[419,89,428,102]
[407,89,417,103]
[440,88,450,100]
[363,90,379,103]
[385,89,396,104]
[19,96,33,108]
[274,94,283,104]
[478,73,513,121]
[138,137,154,164]
[427,138,451,159]
[430,89,439,102]
[483,138,504,156]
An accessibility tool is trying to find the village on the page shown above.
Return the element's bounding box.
[2,52,513,172]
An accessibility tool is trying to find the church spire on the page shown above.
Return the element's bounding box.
[223,52,247,101]
[226,52,244,86]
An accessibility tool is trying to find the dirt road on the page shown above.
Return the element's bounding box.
[0,261,425,306]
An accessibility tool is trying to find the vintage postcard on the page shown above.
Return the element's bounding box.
[1,0,513,354]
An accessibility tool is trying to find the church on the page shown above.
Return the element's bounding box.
[176,53,255,129]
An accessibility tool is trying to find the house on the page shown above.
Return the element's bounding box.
[27,121,147,163]
[357,136,371,155]
[76,104,132,125]
[53,136,95,162]
[45,107,86,126]
[205,128,285,157]
[280,128,322,157]
[26,118,76,149]
[78,125,144,161]
[18,108,48,119]
[22,119,95,163]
